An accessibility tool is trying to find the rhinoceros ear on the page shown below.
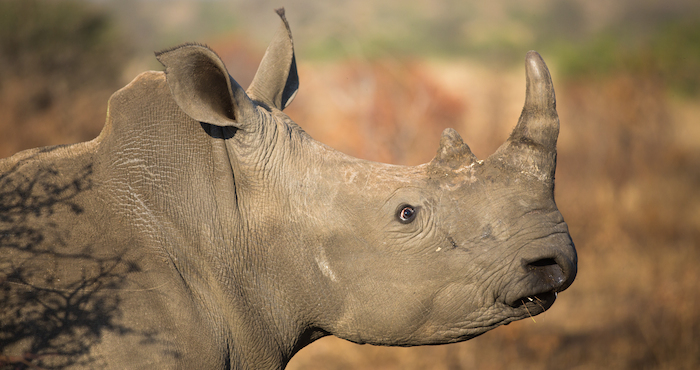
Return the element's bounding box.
[491,51,559,183]
[156,43,256,128]
[430,128,478,170]
[246,8,299,111]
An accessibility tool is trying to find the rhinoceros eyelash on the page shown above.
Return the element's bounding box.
[396,204,418,224]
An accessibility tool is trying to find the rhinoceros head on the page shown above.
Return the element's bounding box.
[154,8,576,352]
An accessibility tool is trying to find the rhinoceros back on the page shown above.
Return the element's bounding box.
[0,76,226,369]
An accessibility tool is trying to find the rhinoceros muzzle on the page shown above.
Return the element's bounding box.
[507,243,577,313]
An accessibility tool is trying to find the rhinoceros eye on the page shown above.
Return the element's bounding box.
[397,205,417,224]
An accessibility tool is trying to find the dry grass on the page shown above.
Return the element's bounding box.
[0,75,112,159]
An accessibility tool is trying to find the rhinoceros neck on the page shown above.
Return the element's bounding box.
[91,71,327,368]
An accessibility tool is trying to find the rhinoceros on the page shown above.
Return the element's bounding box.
[0,9,576,370]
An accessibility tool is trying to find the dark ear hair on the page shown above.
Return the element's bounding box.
[247,8,299,110]
[156,43,256,128]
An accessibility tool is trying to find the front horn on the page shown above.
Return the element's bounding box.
[490,51,560,184]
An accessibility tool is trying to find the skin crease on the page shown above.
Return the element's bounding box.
[0,9,576,370]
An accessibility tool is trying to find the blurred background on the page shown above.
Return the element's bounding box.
[1,0,698,368]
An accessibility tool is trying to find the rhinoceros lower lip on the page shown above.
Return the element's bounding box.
[508,291,557,313]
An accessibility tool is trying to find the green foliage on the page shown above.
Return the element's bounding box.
[288,0,700,97]
[0,0,130,89]
[550,18,700,97]
[651,20,700,96]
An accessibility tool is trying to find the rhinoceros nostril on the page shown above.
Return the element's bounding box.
[529,258,557,268]
[526,258,566,288]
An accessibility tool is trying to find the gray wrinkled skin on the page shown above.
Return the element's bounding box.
[0,9,576,370]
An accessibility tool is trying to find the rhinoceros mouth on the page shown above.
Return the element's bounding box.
[508,290,557,316]
[502,253,573,316]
